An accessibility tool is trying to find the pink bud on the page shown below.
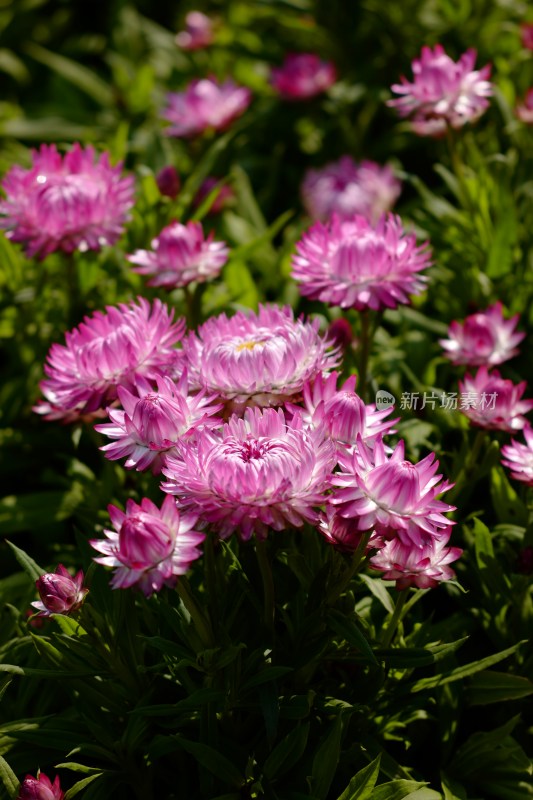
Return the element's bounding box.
[18,773,64,800]
[32,565,88,617]
[156,165,180,199]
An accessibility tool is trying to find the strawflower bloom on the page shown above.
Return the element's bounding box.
[458,367,533,432]
[31,565,88,617]
[516,88,533,123]
[0,143,134,260]
[95,372,221,474]
[369,529,462,590]
[388,45,492,136]
[162,407,336,540]
[91,496,204,597]
[501,426,533,486]
[439,302,525,366]
[182,304,339,412]
[156,165,180,199]
[271,53,336,100]
[162,77,252,138]
[292,213,431,311]
[18,773,64,800]
[175,11,214,50]
[319,505,384,553]
[127,221,229,289]
[301,157,401,224]
[34,298,185,422]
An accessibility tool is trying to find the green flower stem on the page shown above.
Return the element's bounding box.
[326,532,372,606]
[448,428,487,504]
[255,537,275,638]
[65,251,82,327]
[380,589,409,649]
[182,282,205,329]
[358,309,372,402]
[177,576,214,648]
[446,127,473,212]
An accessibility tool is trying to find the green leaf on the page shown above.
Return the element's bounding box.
[311,714,345,799]
[23,42,115,106]
[133,689,225,717]
[490,467,527,526]
[359,574,394,614]
[0,485,84,534]
[55,764,103,775]
[175,130,237,217]
[485,200,517,279]
[223,259,259,309]
[0,755,19,799]
[63,774,103,799]
[5,540,44,582]
[335,754,381,800]
[370,780,432,800]
[263,722,310,779]
[375,637,468,669]
[467,670,533,705]
[440,774,466,800]
[328,610,379,666]
[172,737,243,788]
[241,666,293,692]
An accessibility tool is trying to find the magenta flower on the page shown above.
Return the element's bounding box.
[127,221,229,289]
[369,529,462,590]
[0,143,134,260]
[31,565,88,617]
[271,53,336,100]
[388,45,492,136]
[175,11,214,50]
[458,367,533,432]
[292,213,431,311]
[18,773,64,800]
[91,496,204,597]
[34,298,185,423]
[301,157,401,224]
[156,165,180,199]
[319,505,384,553]
[95,372,221,474]
[516,88,533,123]
[521,23,533,50]
[162,77,252,138]
[162,407,336,540]
[439,302,525,366]
[182,304,339,412]
[331,436,455,546]
[501,427,533,486]
[194,177,235,213]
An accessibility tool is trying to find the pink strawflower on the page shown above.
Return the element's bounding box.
[182,304,340,413]
[156,165,180,199]
[31,565,88,617]
[292,213,431,311]
[301,157,401,224]
[521,23,533,50]
[388,45,492,137]
[91,496,204,597]
[95,372,221,474]
[175,11,214,50]
[127,221,229,289]
[34,298,185,423]
[501,426,533,486]
[162,77,252,138]
[162,407,336,540]
[369,529,462,590]
[195,177,235,213]
[18,773,64,800]
[439,302,525,366]
[271,53,336,100]
[0,143,134,260]
[319,505,384,553]
[458,367,533,432]
[331,436,455,546]
[516,88,533,123]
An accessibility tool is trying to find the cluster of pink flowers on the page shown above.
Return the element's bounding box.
[162,77,252,137]
[270,53,337,100]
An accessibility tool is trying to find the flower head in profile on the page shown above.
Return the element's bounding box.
[162,407,336,540]
[162,77,251,138]
[440,302,525,366]
[388,45,492,136]
[91,496,204,597]
[501,426,533,486]
[127,221,229,289]
[301,157,401,224]
[292,213,431,311]
[34,298,185,422]
[271,53,336,100]
[175,11,214,50]
[18,773,64,800]
[0,143,134,260]
[458,367,533,432]
[32,565,88,617]
[369,529,462,590]
[516,88,533,124]
[319,504,384,553]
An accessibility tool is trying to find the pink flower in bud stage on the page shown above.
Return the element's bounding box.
[521,23,533,50]
[162,407,337,541]
[156,165,180,199]
[127,221,229,289]
[501,426,533,486]
[319,505,384,553]
[516,88,533,123]
[331,436,455,546]
[369,529,462,590]
[327,318,353,352]
[0,143,134,260]
[91,496,204,597]
[439,302,525,366]
[292,213,431,311]
[271,53,336,100]
[458,367,533,432]
[17,773,64,800]
[32,565,88,617]
[162,77,252,138]
[95,372,222,474]
[301,157,401,224]
[34,299,185,423]
[388,45,492,137]
[176,11,214,50]
[194,178,235,213]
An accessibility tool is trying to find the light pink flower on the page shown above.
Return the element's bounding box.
[331,436,455,546]
[0,143,134,260]
[521,23,533,50]
[162,77,252,138]
[156,165,180,199]
[182,304,339,412]
[18,773,64,800]
[388,45,492,136]
[369,529,462,590]
[127,221,229,289]
[34,298,185,423]
[91,496,204,597]
[516,88,533,123]
[501,426,533,485]
[194,177,235,213]
[32,565,88,617]
[162,407,336,540]
[175,11,214,50]
[292,213,431,311]
[271,53,336,100]
[95,372,221,474]
[319,505,384,553]
[439,302,525,366]
[301,157,401,224]
[458,367,533,432]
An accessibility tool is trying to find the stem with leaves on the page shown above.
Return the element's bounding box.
[380,589,409,648]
